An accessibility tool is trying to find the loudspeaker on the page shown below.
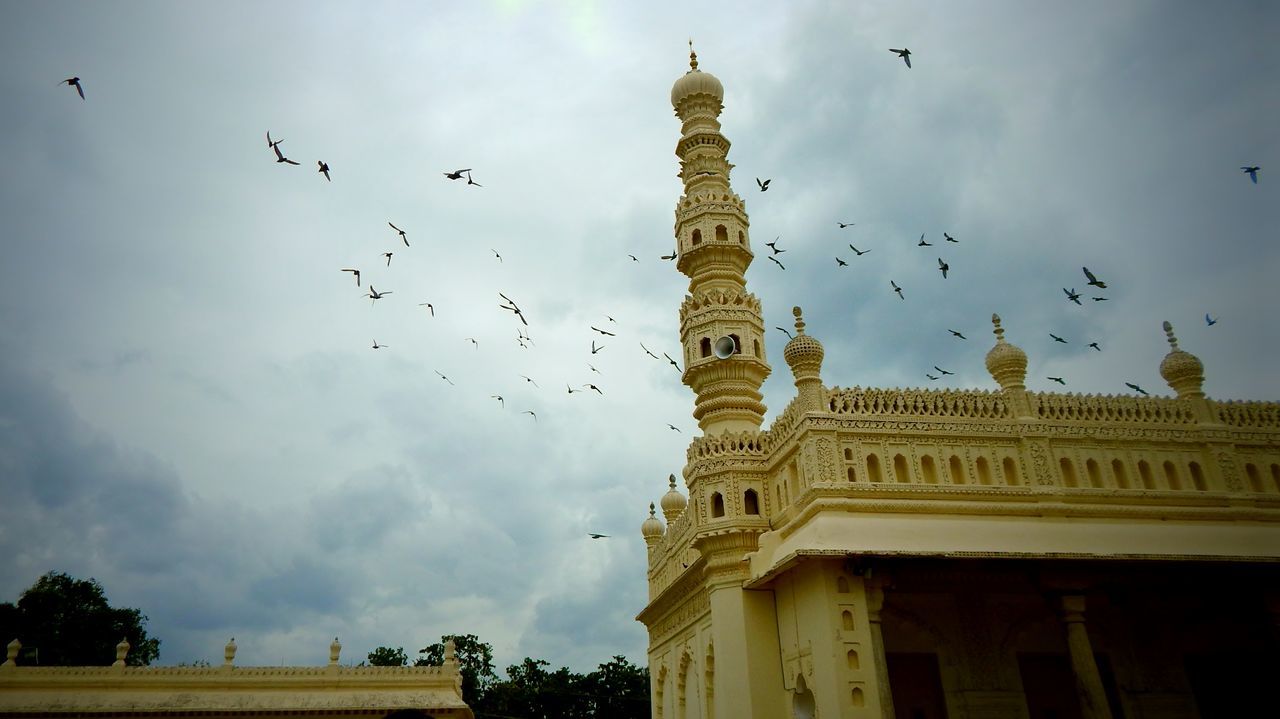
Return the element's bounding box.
[713,336,737,359]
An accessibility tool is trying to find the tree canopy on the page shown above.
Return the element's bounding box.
[0,571,161,666]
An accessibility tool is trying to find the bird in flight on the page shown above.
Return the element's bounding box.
[367,286,392,304]
[491,395,504,408]
[567,384,581,394]
[317,160,331,181]
[948,329,967,340]
[341,268,361,287]
[590,326,616,337]
[585,384,603,395]
[590,340,605,355]
[1241,166,1260,184]
[944,232,958,243]
[768,256,786,270]
[917,234,932,247]
[61,76,85,99]
[1050,333,1067,344]
[889,48,912,68]
[372,340,388,350]
[628,254,638,262]
[933,366,954,376]
[667,424,681,432]
[587,533,609,539]
[1047,376,1066,385]
[466,171,482,187]
[1063,288,1082,305]
[1125,382,1149,396]
[1088,342,1101,351]
[937,258,949,278]
[382,252,393,267]
[1205,313,1218,326]
[849,245,870,256]
[498,293,528,326]
[1082,267,1107,289]
[522,410,537,421]
[756,178,771,191]
[267,131,282,149]
[491,249,502,263]
[663,352,682,372]
[891,280,904,299]
[388,222,409,247]
[443,168,471,180]
[434,371,455,386]
[271,142,300,165]
[836,257,848,267]
[419,302,434,317]
[606,316,616,323]
[766,238,785,254]
[660,248,677,261]
[588,364,600,374]
[520,375,539,387]
[926,373,938,381]
[837,222,855,229]
[640,342,660,360]
[1092,297,1108,302]
[776,326,793,340]
[466,337,478,349]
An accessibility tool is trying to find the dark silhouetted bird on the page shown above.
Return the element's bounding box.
[591,340,604,354]
[419,302,434,317]
[382,252,393,267]
[1092,297,1108,302]
[891,280,904,299]
[668,424,681,432]
[491,249,502,262]
[1125,382,1149,396]
[838,222,855,228]
[836,257,848,267]
[61,76,84,99]
[466,338,478,349]
[590,326,616,337]
[1205,313,1218,326]
[389,222,409,246]
[587,533,609,539]
[1048,376,1066,385]
[849,245,870,256]
[889,48,912,68]
[1088,342,1101,351]
[1063,288,1082,305]
[585,384,603,395]
[1082,267,1107,289]
[434,371,455,386]
[944,232,957,243]
[317,161,330,181]
[491,395,504,408]
[934,366,954,376]
[756,178,771,191]
[766,238,785,254]
[660,248,677,261]
[917,233,931,247]
[523,410,537,421]
[938,258,949,278]
[443,168,471,180]
[271,142,300,165]
[948,329,966,340]
[1241,166,1260,184]
[1050,333,1067,344]
[776,326,792,339]
[588,364,600,374]
[567,384,581,394]
[466,172,482,187]
[640,342,660,360]
[520,375,539,387]
[664,352,681,372]
[341,268,361,287]
[926,373,938,381]
[768,256,785,270]
[628,254,638,262]
[498,293,528,326]
[366,286,391,304]
[267,131,282,149]
[372,340,387,350]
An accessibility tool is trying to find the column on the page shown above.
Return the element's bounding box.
[866,580,896,719]
[1060,595,1113,719]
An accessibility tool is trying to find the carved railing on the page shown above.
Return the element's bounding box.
[826,386,1011,420]
[1032,393,1196,425]
[1214,400,1280,429]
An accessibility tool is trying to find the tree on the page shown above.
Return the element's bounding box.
[415,633,498,704]
[0,571,160,666]
[366,645,409,666]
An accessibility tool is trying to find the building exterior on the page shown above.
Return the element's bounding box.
[637,51,1280,719]
[0,637,473,719]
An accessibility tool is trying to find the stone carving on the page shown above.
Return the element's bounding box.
[1033,392,1196,424]
[816,437,837,481]
[1216,400,1280,428]
[827,386,1011,420]
[1216,451,1243,492]
[1028,442,1055,486]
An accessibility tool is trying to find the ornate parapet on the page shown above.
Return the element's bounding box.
[1032,392,1197,425]
[827,386,1011,421]
[1214,400,1280,429]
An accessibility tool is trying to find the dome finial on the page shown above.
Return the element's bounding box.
[1163,320,1179,350]
[992,313,1006,343]
[688,39,698,71]
[661,473,687,521]
[985,313,1028,392]
[793,306,806,335]
[1159,320,1205,399]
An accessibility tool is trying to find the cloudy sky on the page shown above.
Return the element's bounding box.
[1,1,1276,672]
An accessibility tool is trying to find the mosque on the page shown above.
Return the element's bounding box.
[636,51,1280,719]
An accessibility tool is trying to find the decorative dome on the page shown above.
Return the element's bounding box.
[1159,321,1204,398]
[660,473,687,521]
[641,503,665,540]
[985,314,1028,390]
[671,46,724,109]
[783,306,825,376]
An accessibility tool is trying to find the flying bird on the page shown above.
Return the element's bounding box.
[606,316,616,323]
[491,249,502,262]
[491,395,504,408]
[766,238,786,254]
[667,424,681,432]
[366,286,392,304]
[1092,297,1108,302]
[466,338,478,349]
[926,374,938,381]
[776,326,793,339]
[891,280,904,299]
[917,234,932,247]
[934,366,954,376]
[522,410,537,421]
[443,168,471,180]
[663,352,681,372]
[849,245,870,256]
[837,222,855,228]
[567,384,581,394]
[590,326,616,337]
[341,268,361,287]
[1050,333,1067,344]
[628,254,638,262]
[944,232,958,243]
[317,160,330,181]
[434,371,455,386]
[1082,267,1107,289]
[266,131,282,149]
[61,76,85,99]
[937,258,949,278]
[588,364,601,374]
[1088,342,1101,351]
[585,384,603,395]
[660,248,677,261]
[836,257,848,267]
[640,342,660,360]
[466,171,482,187]
[520,375,539,387]
[889,48,912,68]
[372,340,387,350]
[587,533,609,539]
[1205,314,1218,326]
[498,293,528,326]
[756,178,771,192]
[948,329,967,340]
[1047,377,1066,385]
[271,142,300,165]
[388,222,409,246]
[768,256,785,270]
[591,340,604,354]
[1125,382,1149,396]
[382,252,393,267]
[419,302,434,317]
[1241,166,1260,184]
[1063,288,1082,305]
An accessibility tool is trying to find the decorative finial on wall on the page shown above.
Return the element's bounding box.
[444,639,458,665]
[329,637,342,666]
[688,39,698,70]
[224,637,237,667]
[1163,320,1179,350]
[793,306,806,335]
[113,637,130,667]
[4,638,19,666]
[992,313,1005,342]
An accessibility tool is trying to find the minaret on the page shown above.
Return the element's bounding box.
[670,47,771,434]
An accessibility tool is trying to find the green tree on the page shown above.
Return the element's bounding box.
[415,633,498,704]
[0,571,160,666]
[366,645,408,666]
[580,655,649,719]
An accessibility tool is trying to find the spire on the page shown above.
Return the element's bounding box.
[784,306,826,411]
[1159,320,1205,399]
[661,473,688,521]
[642,502,665,546]
[670,53,771,434]
[985,313,1028,391]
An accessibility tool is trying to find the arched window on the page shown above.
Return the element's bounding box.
[728,334,742,354]
[866,454,882,483]
[1139,460,1155,489]
[715,225,728,243]
[1112,459,1129,489]
[1189,462,1207,491]
[949,455,965,485]
[1003,457,1019,486]
[711,492,725,518]
[753,339,760,357]
[699,337,711,358]
[737,230,745,245]
[1163,461,1181,490]
[691,229,702,245]
[846,466,857,482]
[1060,457,1078,487]
[851,687,865,707]
[1246,464,1262,492]
[976,456,992,485]
[1086,458,1102,488]
[846,650,860,670]
[841,611,854,631]
[844,448,853,461]
[1272,464,1280,493]
[921,455,938,484]
[894,454,910,483]
[743,489,759,515]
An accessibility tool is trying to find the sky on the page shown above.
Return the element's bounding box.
[0,0,1277,673]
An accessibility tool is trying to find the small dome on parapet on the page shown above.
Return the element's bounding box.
[660,474,687,521]
[641,503,665,540]
[671,44,724,109]
[1159,321,1204,399]
[985,314,1027,390]
[784,306,825,378]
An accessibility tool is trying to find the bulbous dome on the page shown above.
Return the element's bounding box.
[641,503,665,540]
[1159,321,1204,398]
[671,50,723,109]
[660,474,687,521]
[985,314,1027,389]
[783,306,824,376]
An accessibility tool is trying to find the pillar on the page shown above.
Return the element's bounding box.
[1060,595,1113,719]
[866,580,896,719]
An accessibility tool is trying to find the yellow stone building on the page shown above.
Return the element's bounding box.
[638,52,1280,719]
